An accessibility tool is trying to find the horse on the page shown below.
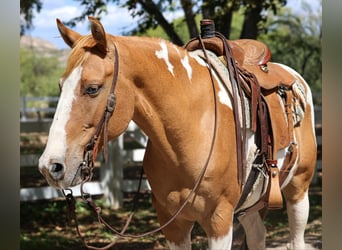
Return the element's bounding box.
[39,16,317,249]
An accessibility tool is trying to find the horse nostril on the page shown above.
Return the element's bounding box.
[49,162,65,180]
[51,163,63,173]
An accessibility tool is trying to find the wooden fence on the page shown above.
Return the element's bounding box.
[20,96,322,208]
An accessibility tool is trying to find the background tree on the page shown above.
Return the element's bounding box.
[20,0,42,36]
[20,48,62,97]
[20,0,321,98]
[66,0,287,44]
[259,1,322,95]
[65,0,322,96]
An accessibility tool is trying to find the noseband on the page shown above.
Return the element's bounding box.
[80,43,120,181]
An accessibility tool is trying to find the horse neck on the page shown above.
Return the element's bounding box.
[116,36,215,161]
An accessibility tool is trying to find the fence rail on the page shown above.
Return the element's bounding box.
[20,96,59,121]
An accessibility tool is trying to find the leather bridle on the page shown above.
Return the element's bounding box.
[79,43,120,183]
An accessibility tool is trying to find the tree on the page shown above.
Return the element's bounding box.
[20,0,43,36]
[20,0,321,96]
[65,0,287,44]
[259,2,322,95]
[20,48,62,97]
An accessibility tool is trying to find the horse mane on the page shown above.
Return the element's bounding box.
[62,35,97,78]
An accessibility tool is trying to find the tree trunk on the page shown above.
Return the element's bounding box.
[240,5,262,39]
[201,0,215,19]
[216,11,233,39]
[139,0,184,45]
[181,0,199,38]
[201,0,233,39]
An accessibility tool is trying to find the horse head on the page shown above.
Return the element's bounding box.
[39,17,135,189]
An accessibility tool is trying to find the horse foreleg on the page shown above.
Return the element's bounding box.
[207,228,233,249]
[201,200,235,249]
[238,211,266,250]
[151,195,193,250]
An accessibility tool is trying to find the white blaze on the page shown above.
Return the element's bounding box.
[155,40,174,76]
[39,66,82,170]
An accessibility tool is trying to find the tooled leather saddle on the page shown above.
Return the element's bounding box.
[185,20,301,213]
[185,36,294,91]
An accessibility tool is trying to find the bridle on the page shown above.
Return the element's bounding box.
[61,36,234,249]
[81,43,120,174]
[62,42,123,249]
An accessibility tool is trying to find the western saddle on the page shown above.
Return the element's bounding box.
[185,36,294,91]
[185,20,300,214]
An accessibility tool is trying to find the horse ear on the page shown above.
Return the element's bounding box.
[56,18,81,48]
[88,16,107,53]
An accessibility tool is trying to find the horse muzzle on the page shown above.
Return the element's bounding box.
[38,157,84,189]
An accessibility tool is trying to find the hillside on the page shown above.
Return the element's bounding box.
[20,35,69,65]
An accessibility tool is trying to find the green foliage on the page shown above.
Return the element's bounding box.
[137,15,203,42]
[259,5,322,95]
[20,0,43,35]
[20,48,62,97]
[230,8,245,39]
[137,10,244,42]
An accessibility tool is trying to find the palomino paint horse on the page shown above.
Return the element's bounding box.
[39,17,317,249]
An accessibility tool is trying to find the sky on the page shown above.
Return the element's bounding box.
[25,0,321,49]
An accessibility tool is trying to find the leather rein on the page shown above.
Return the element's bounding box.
[62,38,222,249]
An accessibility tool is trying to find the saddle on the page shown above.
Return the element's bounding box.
[185,37,295,91]
[185,34,297,153]
[185,21,302,212]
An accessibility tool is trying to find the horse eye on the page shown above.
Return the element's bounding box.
[85,85,100,96]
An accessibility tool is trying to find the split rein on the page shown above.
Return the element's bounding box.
[62,39,222,249]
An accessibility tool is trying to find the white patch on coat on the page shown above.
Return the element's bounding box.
[286,191,310,249]
[39,66,82,171]
[181,55,192,81]
[155,40,174,76]
[217,80,233,108]
[208,227,233,249]
[166,230,191,250]
[189,51,233,109]
[167,240,191,250]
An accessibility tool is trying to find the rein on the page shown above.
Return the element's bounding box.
[63,38,220,249]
